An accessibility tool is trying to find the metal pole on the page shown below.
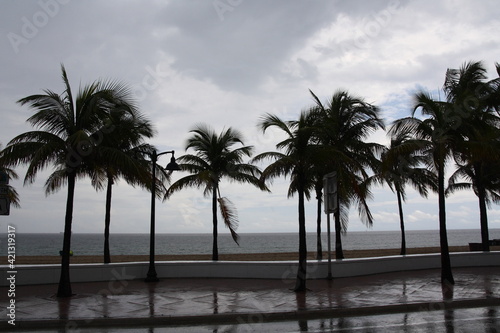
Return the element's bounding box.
[327,212,332,279]
[145,150,159,282]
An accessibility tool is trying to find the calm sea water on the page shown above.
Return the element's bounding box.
[1,229,499,256]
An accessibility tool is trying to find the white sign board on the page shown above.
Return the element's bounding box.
[323,172,338,214]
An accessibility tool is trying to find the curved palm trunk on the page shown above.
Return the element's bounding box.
[334,194,344,260]
[212,185,219,261]
[57,171,76,297]
[477,182,490,252]
[315,183,323,260]
[438,160,454,285]
[294,182,307,292]
[396,189,406,255]
[103,175,113,264]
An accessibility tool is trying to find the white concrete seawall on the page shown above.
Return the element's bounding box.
[1,251,499,286]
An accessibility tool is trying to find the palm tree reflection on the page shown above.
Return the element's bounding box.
[295,291,308,331]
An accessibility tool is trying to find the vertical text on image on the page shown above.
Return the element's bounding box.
[6,225,17,326]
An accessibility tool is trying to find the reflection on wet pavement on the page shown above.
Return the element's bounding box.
[1,267,499,331]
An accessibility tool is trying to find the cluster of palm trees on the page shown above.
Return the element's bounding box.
[1,61,499,296]
[254,61,500,290]
[0,65,166,297]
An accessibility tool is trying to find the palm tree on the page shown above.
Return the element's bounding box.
[166,124,267,261]
[0,143,21,210]
[0,65,138,297]
[448,147,500,249]
[379,132,438,255]
[253,111,324,292]
[444,61,500,252]
[91,109,159,264]
[390,92,458,285]
[309,90,385,259]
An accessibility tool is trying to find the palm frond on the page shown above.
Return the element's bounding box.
[165,173,210,199]
[445,182,472,196]
[45,169,68,195]
[217,197,240,245]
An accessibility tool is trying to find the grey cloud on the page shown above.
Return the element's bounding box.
[153,0,408,93]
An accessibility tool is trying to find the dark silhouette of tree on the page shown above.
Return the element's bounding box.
[166,124,268,261]
[378,132,438,255]
[444,61,500,252]
[91,109,159,264]
[254,111,324,292]
[0,143,21,209]
[0,65,138,297]
[391,92,458,285]
[309,90,385,259]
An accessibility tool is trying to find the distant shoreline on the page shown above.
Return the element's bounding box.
[7,229,500,235]
[5,246,499,265]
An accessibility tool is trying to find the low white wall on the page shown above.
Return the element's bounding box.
[1,252,499,286]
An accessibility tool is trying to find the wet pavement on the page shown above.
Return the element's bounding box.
[1,266,500,331]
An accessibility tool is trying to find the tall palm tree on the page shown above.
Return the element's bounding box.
[379,132,438,255]
[448,147,500,249]
[166,124,267,261]
[91,109,159,264]
[390,92,458,285]
[0,65,138,297]
[253,111,323,292]
[309,90,385,259]
[444,61,500,251]
[0,143,21,210]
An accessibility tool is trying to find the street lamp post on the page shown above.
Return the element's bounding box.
[145,150,180,282]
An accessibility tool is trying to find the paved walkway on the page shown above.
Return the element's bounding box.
[1,266,499,330]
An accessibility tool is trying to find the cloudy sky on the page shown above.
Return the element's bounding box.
[1,0,500,236]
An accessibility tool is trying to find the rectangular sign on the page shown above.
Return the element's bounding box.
[323,172,338,214]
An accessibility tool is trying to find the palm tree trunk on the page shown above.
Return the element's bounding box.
[396,189,406,255]
[103,175,113,264]
[57,171,76,297]
[294,183,307,292]
[438,160,454,285]
[212,185,219,261]
[477,180,490,252]
[334,194,344,259]
[315,184,323,260]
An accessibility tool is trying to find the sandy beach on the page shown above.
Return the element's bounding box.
[5,245,498,265]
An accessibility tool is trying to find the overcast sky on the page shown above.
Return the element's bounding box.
[1,0,500,235]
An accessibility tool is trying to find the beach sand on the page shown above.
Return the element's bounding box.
[5,245,499,265]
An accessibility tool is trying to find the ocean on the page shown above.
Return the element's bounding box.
[1,229,499,257]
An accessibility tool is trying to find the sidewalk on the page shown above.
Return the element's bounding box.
[1,266,499,330]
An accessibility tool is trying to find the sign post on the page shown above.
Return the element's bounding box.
[0,171,10,216]
[323,172,338,279]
